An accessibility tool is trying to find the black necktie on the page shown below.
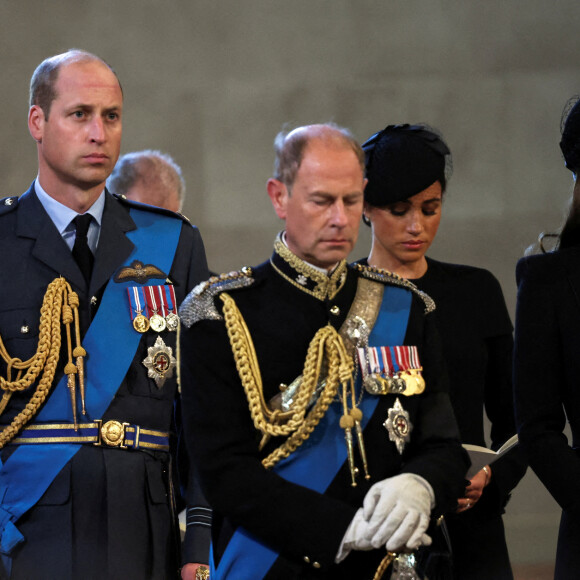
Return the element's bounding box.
[72,214,94,284]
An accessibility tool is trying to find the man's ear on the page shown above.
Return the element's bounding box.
[28,105,45,142]
[267,178,289,220]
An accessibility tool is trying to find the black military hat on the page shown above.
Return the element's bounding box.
[362,124,451,206]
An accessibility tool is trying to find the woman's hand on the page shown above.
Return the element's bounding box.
[456,465,491,513]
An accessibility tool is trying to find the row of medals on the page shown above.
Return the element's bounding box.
[133,310,179,334]
[363,368,425,397]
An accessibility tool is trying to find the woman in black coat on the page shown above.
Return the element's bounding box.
[514,96,580,580]
[359,124,527,579]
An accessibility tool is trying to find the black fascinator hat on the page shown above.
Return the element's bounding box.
[362,124,452,206]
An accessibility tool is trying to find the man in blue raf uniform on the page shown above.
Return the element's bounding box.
[180,124,469,579]
[0,50,209,579]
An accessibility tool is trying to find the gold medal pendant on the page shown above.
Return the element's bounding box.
[149,313,167,333]
[407,368,425,394]
[142,336,176,388]
[133,314,150,333]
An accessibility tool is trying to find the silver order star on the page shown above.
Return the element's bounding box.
[383,397,413,454]
[142,336,177,388]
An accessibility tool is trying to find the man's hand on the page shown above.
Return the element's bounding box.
[362,473,434,552]
[335,507,374,562]
[181,563,210,580]
[336,473,435,562]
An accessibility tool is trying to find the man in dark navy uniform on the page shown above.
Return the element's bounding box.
[180,124,469,579]
[0,50,209,579]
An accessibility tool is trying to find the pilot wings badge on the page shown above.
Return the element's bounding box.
[115,260,167,284]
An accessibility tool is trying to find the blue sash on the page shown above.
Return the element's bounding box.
[212,283,412,579]
[0,209,182,558]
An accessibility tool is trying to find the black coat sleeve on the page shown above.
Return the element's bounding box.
[399,304,470,515]
[168,222,213,565]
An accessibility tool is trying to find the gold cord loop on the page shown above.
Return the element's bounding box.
[220,292,355,470]
[0,277,86,447]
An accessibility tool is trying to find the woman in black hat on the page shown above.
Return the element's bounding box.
[360,124,527,579]
[514,97,580,579]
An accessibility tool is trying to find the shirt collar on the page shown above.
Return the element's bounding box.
[34,178,106,235]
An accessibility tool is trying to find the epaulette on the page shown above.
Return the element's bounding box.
[354,263,436,314]
[0,196,19,215]
[110,192,191,224]
[179,267,255,327]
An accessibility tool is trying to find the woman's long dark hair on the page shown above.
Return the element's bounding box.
[558,97,580,250]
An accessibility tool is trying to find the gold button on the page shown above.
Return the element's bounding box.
[303,556,310,564]
[313,562,321,569]
[20,325,29,334]
[330,305,340,315]
[91,296,98,305]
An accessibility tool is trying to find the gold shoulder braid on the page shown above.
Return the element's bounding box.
[354,262,435,314]
[0,277,86,448]
[220,292,354,470]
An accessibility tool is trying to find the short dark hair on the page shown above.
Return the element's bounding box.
[29,49,121,120]
[272,123,365,189]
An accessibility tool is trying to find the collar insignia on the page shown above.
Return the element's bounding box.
[271,233,347,301]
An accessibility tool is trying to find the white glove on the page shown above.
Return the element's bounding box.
[362,473,435,552]
[335,507,373,563]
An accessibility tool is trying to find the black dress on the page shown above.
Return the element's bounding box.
[514,248,580,580]
[361,257,527,580]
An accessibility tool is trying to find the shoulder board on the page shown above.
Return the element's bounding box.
[110,192,190,224]
[354,263,436,314]
[0,196,19,215]
[179,267,255,327]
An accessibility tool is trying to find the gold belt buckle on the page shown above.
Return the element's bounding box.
[96,420,130,448]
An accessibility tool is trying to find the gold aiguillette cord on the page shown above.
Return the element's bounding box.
[373,552,397,580]
[0,277,86,447]
[61,288,85,430]
[339,371,370,486]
